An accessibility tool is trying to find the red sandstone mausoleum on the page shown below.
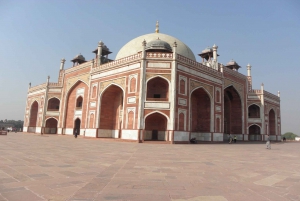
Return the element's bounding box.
[23,22,281,143]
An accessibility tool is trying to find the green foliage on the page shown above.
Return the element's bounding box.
[282,132,299,140]
[0,120,23,129]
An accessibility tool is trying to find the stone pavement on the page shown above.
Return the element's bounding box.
[0,133,299,201]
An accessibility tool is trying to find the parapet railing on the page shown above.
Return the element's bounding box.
[249,89,262,94]
[92,52,142,73]
[223,66,247,80]
[28,83,47,93]
[263,90,280,101]
[177,54,222,76]
[64,60,93,74]
[146,52,173,58]
[48,82,61,87]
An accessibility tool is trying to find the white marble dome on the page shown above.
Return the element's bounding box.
[115,33,196,61]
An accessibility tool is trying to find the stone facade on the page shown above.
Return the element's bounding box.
[23,29,281,143]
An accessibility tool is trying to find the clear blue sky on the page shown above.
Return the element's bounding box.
[0,0,299,134]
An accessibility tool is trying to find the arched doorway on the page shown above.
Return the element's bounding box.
[248,104,260,118]
[99,85,123,138]
[28,101,39,132]
[249,124,261,141]
[146,77,169,101]
[144,112,167,141]
[224,86,242,134]
[45,118,58,134]
[269,109,275,135]
[65,81,88,133]
[74,118,81,135]
[47,98,60,111]
[191,88,211,132]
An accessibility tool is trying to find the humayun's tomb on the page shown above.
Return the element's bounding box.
[23,22,281,143]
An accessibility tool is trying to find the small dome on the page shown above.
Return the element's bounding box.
[226,59,241,71]
[226,59,239,66]
[145,38,172,52]
[73,54,85,61]
[201,47,212,53]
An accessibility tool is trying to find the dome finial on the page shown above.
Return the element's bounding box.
[155,21,159,33]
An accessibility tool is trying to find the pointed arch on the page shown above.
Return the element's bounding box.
[47,97,60,111]
[224,85,242,134]
[64,80,88,128]
[129,77,137,93]
[144,112,168,141]
[269,109,276,135]
[248,104,260,118]
[146,76,170,101]
[190,87,212,132]
[29,101,39,127]
[98,84,124,134]
[44,117,58,134]
[248,124,262,141]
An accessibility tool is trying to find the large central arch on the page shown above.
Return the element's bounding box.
[144,112,168,141]
[99,85,124,138]
[224,86,242,134]
[190,87,211,132]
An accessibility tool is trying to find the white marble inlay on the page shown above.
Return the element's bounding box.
[148,62,170,68]
[77,88,84,96]
[216,106,221,112]
[49,88,62,92]
[144,102,170,109]
[90,101,96,107]
[128,97,136,103]
[178,98,187,106]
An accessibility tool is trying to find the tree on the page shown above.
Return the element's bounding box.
[282,132,298,140]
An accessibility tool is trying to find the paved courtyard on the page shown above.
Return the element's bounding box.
[0,133,299,201]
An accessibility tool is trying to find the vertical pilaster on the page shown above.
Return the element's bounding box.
[41,76,50,133]
[170,41,177,131]
[260,83,265,136]
[137,40,147,131]
[23,83,31,131]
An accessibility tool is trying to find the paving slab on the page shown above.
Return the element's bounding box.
[0,133,299,201]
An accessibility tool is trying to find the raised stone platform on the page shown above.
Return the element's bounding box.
[0,132,299,201]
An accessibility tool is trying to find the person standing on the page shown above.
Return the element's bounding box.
[234,135,237,143]
[229,134,232,144]
[74,129,78,138]
[266,134,271,149]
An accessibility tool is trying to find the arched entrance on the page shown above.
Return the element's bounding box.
[146,77,169,101]
[64,81,88,133]
[74,118,81,135]
[45,118,58,134]
[99,85,123,138]
[249,124,261,141]
[269,109,275,135]
[248,104,260,118]
[28,101,39,132]
[144,112,167,141]
[47,98,60,111]
[191,88,211,132]
[224,86,242,134]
